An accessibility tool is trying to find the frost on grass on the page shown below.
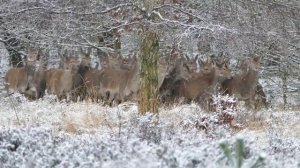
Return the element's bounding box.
[0,94,299,168]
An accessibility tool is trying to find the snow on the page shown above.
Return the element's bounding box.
[0,93,299,168]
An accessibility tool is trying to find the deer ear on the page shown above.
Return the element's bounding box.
[253,55,261,62]
[194,55,199,62]
[185,54,190,61]
[211,59,216,66]
[198,59,204,66]
[224,62,229,69]
[36,49,42,61]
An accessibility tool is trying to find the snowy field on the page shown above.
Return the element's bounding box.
[0,93,299,168]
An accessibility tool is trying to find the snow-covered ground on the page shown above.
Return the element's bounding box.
[0,93,299,168]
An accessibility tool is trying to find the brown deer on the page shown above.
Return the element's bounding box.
[255,82,268,110]
[98,55,138,105]
[83,51,116,102]
[157,56,180,90]
[5,48,39,98]
[31,66,47,99]
[83,68,103,102]
[173,59,217,102]
[159,57,195,103]
[72,48,92,101]
[122,55,140,101]
[221,56,261,109]
[26,49,48,99]
[83,53,133,103]
[171,57,232,109]
[99,53,174,103]
[45,54,81,100]
[83,61,105,102]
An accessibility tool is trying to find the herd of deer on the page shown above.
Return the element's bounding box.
[4,47,268,110]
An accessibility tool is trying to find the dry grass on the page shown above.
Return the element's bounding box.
[59,102,125,134]
[61,113,78,133]
[2,94,297,140]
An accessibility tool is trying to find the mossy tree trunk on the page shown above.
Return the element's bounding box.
[138,30,159,115]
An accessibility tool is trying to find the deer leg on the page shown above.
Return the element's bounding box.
[105,91,114,107]
[91,91,95,102]
[93,89,97,103]
[245,99,254,110]
[115,94,122,105]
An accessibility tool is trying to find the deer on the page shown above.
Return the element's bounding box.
[45,53,81,101]
[255,82,269,110]
[170,57,232,110]
[83,51,133,103]
[158,57,196,104]
[98,52,175,104]
[26,49,48,99]
[30,66,47,99]
[172,59,216,102]
[83,61,106,103]
[122,55,140,101]
[84,53,132,102]
[71,48,92,101]
[123,53,189,103]
[98,55,138,106]
[5,48,39,98]
[153,56,177,92]
[221,56,261,109]
[83,68,103,102]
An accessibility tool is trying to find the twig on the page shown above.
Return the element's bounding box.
[7,93,21,125]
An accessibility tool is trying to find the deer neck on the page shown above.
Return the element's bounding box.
[242,68,259,84]
[124,61,140,95]
[201,68,217,86]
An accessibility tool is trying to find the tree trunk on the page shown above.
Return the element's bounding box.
[138,29,159,115]
[3,33,24,67]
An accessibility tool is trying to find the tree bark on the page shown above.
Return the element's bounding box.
[138,29,159,115]
[3,33,24,67]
